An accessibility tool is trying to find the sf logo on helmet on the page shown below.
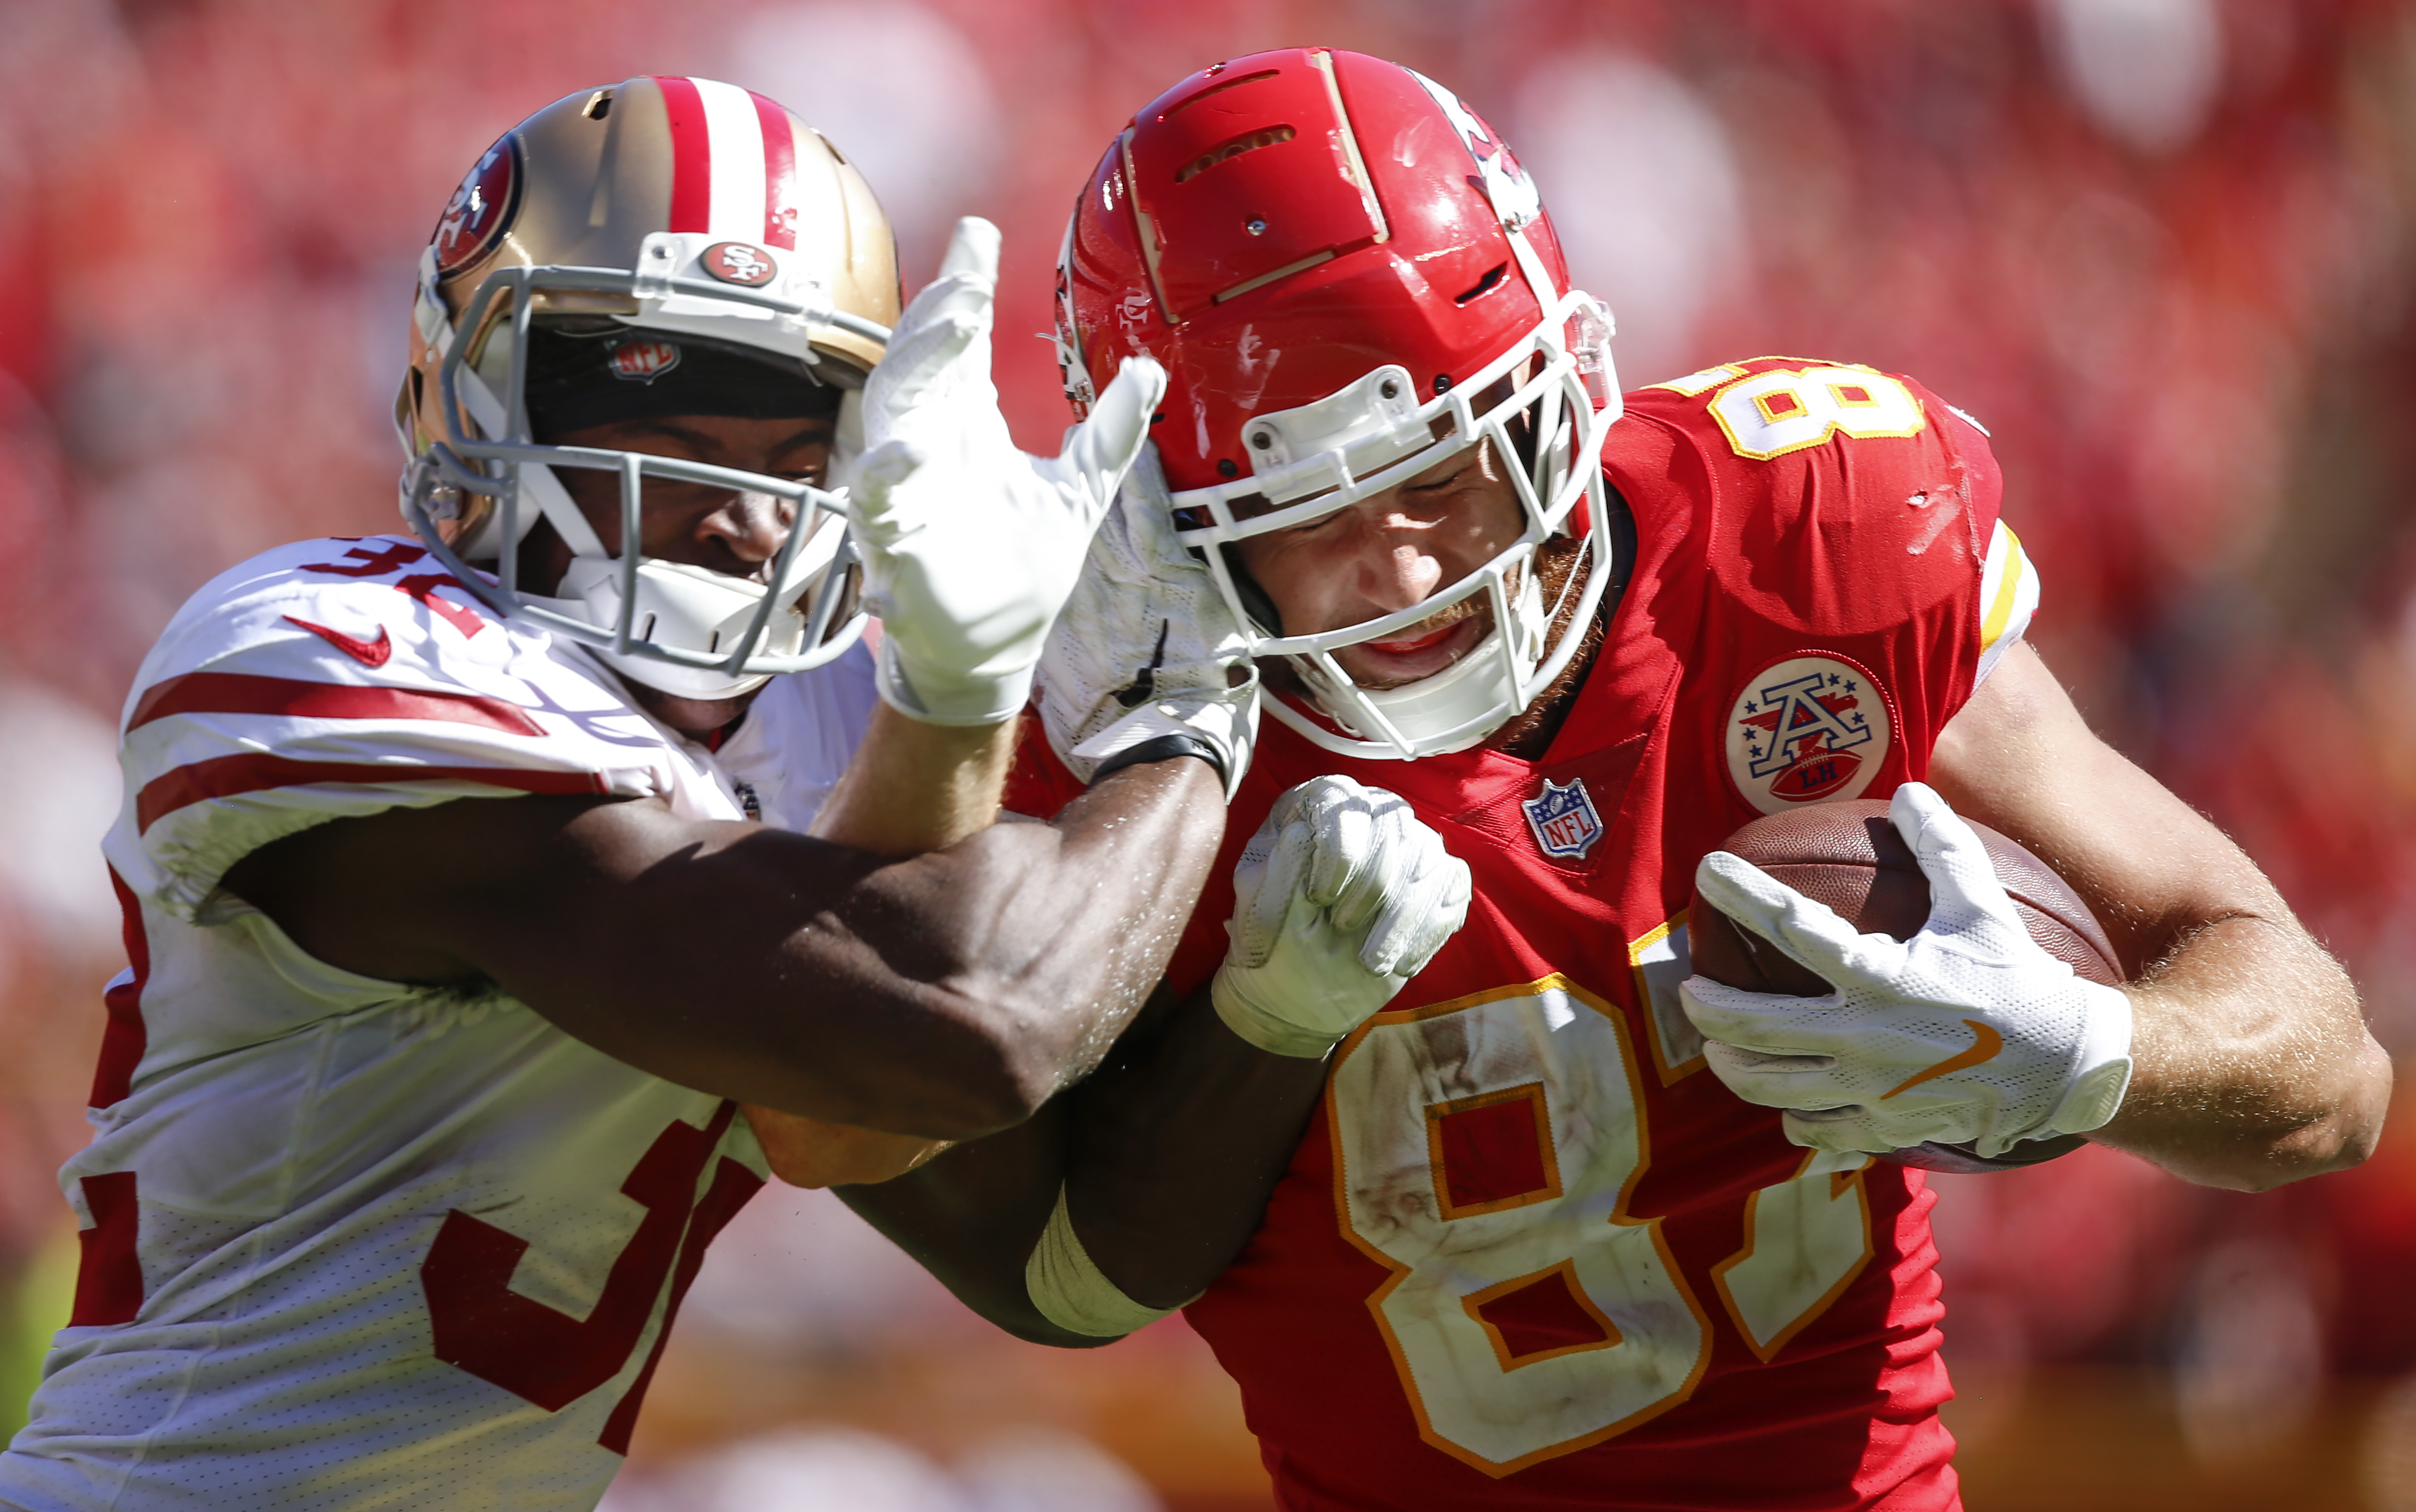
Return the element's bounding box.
[703,241,778,287]
[432,138,522,276]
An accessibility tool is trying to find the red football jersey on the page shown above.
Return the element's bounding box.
[1014,358,2038,1511]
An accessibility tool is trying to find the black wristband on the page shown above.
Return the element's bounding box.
[1092,733,1226,785]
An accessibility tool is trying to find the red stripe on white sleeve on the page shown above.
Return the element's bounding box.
[654,75,713,235]
[137,754,608,833]
[91,868,150,1110]
[69,1172,143,1327]
[128,671,545,739]
[750,90,799,250]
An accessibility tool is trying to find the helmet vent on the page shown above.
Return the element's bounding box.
[1455,263,1508,305]
[1161,68,1282,120]
[583,90,614,120]
[1174,125,1297,184]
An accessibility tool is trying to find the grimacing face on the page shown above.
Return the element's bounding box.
[1233,436,1527,690]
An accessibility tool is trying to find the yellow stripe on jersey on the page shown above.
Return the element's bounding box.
[1980,523,2027,651]
[1975,521,2039,687]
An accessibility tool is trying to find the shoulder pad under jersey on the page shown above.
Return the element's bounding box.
[1612,357,2036,669]
[112,535,694,918]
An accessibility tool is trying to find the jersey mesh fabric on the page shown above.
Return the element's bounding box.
[0,538,874,1511]
[1009,360,2028,1512]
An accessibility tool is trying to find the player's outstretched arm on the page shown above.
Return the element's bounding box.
[1927,641,2390,1190]
[839,776,1474,1346]
[224,749,1223,1143]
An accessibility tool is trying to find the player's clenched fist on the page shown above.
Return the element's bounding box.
[1682,783,2135,1159]
[848,216,1167,725]
[1213,776,1472,1058]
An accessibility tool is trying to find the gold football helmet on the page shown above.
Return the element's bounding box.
[396,75,901,699]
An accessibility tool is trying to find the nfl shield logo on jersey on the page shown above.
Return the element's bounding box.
[1522,777,1603,860]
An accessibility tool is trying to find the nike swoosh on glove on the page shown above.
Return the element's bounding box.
[1213,776,1472,1058]
[847,217,1167,725]
[1036,445,1259,796]
[1679,782,2134,1159]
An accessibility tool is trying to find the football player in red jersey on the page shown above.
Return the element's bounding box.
[839,50,2393,1511]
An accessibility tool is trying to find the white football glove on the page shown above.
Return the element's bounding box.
[1213,776,1472,1058]
[1036,445,1259,796]
[848,217,1167,725]
[1680,782,2133,1159]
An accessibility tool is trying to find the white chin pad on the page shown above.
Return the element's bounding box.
[554,554,815,701]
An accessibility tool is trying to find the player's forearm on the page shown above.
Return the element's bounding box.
[832,1105,1108,1348]
[1063,987,1328,1308]
[325,759,1219,1137]
[696,754,1227,1136]
[2093,914,2390,1190]
[809,700,1017,856]
[822,755,1228,1124]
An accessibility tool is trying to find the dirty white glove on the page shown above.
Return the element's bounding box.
[1213,776,1472,1058]
[1037,446,1259,796]
[1680,782,2133,1159]
[849,217,1167,724]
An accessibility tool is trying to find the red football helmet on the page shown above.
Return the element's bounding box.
[1056,49,1619,758]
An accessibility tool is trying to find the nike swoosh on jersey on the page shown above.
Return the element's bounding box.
[285,616,393,668]
[1879,1020,2004,1100]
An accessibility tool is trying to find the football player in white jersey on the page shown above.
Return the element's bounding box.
[0,76,1376,1511]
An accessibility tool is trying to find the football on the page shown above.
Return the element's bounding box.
[1687,799,2124,1175]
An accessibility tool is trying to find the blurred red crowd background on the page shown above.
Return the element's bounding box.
[1,1,2413,1507]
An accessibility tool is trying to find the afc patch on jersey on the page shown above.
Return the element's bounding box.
[1725,653,1894,814]
[1521,776,1603,860]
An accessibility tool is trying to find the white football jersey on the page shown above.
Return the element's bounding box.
[0,536,873,1511]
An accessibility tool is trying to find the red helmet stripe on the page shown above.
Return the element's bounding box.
[653,75,713,234]
[749,90,799,251]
